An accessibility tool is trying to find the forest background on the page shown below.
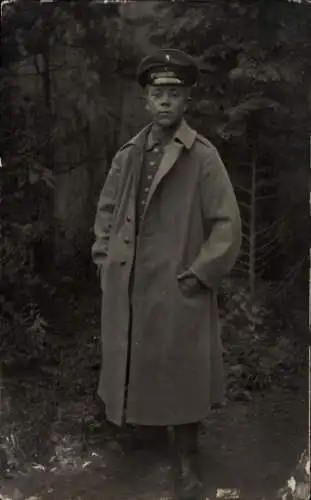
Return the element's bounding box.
[0,0,311,473]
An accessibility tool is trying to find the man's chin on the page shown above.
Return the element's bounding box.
[155,116,179,128]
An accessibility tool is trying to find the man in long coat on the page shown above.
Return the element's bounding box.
[92,49,242,499]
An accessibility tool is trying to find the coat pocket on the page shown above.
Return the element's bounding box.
[176,272,206,300]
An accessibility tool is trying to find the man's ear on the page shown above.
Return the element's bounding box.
[184,88,191,111]
[144,85,151,111]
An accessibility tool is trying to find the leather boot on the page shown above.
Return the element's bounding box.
[122,425,169,452]
[173,423,202,500]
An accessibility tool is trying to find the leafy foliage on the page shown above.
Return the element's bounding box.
[0,1,145,366]
[219,277,307,401]
[0,160,52,365]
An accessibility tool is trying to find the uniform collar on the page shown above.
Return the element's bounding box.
[146,119,196,151]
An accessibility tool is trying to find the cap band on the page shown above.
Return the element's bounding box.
[149,70,184,86]
[152,77,184,85]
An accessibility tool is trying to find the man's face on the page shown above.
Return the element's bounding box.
[145,85,189,128]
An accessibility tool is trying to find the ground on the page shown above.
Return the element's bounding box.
[0,278,309,500]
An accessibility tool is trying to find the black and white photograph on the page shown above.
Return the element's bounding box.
[1,1,310,499]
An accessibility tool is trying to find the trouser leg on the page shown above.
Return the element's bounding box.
[174,423,199,454]
[172,423,202,500]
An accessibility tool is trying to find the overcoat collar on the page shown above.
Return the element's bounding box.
[173,118,197,150]
[146,119,196,151]
[119,123,152,152]
[121,119,197,152]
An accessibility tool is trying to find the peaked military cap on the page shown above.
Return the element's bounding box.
[137,49,199,88]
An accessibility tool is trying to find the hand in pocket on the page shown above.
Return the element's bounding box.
[178,274,204,296]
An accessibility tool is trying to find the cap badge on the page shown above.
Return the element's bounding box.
[165,54,170,61]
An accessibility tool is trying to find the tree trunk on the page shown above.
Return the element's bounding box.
[249,150,256,300]
[38,10,55,268]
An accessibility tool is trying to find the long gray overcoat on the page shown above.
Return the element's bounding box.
[92,119,241,427]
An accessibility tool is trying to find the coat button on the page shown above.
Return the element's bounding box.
[120,260,127,266]
[126,216,132,222]
[124,237,130,244]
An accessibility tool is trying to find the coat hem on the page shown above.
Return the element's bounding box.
[124,410,212,427]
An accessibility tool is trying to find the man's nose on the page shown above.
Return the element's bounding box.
[159,92,170,105]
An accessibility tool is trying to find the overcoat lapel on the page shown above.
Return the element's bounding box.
[124,119,196,221]
[143,140,184,218]
[120,124,151,206]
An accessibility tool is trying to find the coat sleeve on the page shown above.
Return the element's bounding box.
[189,147,242,290]
[91,156,122,270]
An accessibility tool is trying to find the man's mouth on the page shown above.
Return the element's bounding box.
[158,111,172,117]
